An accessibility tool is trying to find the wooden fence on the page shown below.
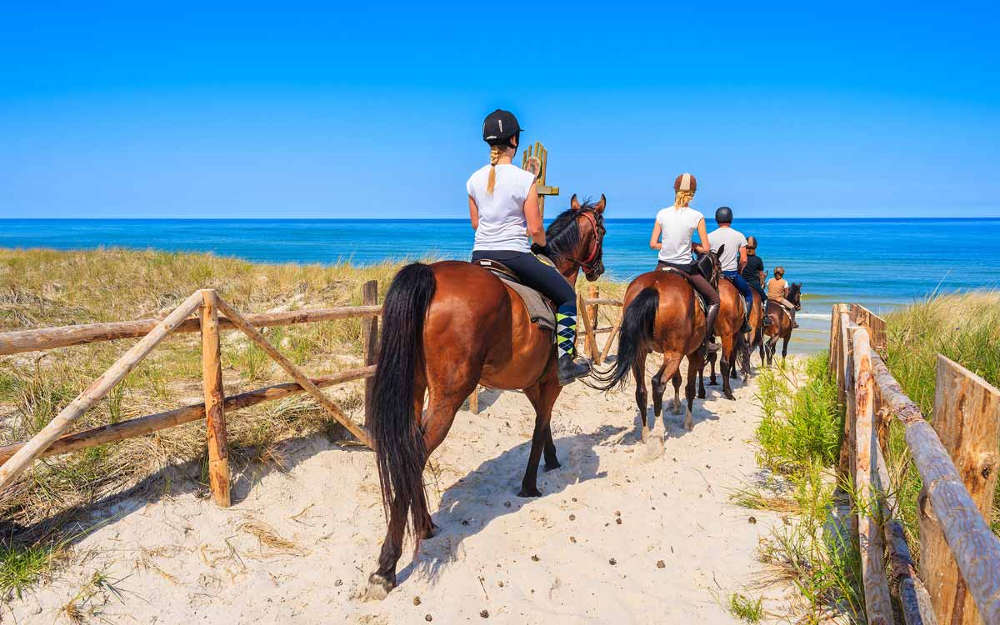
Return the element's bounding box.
[832,303,1000,625]
[0,284,382,508]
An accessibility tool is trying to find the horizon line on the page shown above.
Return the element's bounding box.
[2,216,999,222]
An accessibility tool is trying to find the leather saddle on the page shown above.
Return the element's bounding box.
[473,259,557,332]
[658,266,708,314]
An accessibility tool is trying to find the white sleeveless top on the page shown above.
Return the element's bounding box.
[655,205,704,264]
[467,163,536,252]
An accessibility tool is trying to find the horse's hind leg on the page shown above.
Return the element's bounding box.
[633,353,649,434]
[720,335,736,401]
[543,424,560,472]
[520,371,561,497]
[651,355,681,423]
[707,349,718,386]
[684,351,704,431]
[672,370,683,414]
[696,361,706,399]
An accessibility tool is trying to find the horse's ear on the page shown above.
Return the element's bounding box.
[570,194,581,211]
[594,194,606,213]
[716,244,725,258]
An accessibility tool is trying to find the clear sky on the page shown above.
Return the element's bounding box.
[1,2,998,219]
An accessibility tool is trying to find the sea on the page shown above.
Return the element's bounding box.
[3,218,999,354]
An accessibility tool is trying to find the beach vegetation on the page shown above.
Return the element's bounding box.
[727,592,764,623]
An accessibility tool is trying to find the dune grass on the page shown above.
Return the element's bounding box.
[880,291,1000,553]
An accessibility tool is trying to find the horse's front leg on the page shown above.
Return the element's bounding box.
[520,373,560,497]
[684,351,703,431]
[543,424,560,472]
[782,335,790,361]
[720,337,735,400]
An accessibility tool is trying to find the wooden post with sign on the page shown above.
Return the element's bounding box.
[522,141,559,219]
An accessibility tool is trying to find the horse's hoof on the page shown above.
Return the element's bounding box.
[697,390,705,399]
[365,572,396,601]
[723,392,735,401]
[708,380,717,386]
[684,412,693,431]
[422,522,438,539]
[518,486,543,498]
[544,460,561,472]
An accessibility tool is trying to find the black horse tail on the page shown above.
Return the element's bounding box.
[590,287,658,391]
[370,262,436,539]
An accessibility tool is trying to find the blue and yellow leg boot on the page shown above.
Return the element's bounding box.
[556,304,591,386]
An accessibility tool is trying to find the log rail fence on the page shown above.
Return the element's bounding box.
[832,303,1000,625]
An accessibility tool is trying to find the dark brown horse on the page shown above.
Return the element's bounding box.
[696,277,744,400]
[594,249,722,435]
[366,195,606,597]
[763,282,802,365]
[700,286,763,394]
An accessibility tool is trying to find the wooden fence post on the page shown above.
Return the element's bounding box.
[588,285,601,364]
[853,328,894,625]
[920,355,1000,625]
[200,290,231,507]
[362,280,378,428]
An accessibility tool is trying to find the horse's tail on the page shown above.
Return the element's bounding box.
[370,262,436,540]
[591,287,658,390]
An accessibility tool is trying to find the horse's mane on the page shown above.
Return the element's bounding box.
[541,199,602,264]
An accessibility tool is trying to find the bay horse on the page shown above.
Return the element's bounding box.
[763,282,802,365]
[367,195,606,597]
[700,286,763,394]
[696,277,745,401]
[593,249,722,435]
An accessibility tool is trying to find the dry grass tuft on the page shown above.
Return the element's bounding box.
[238,520,305,556]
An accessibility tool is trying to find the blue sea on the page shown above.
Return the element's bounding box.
[3,218,999,353]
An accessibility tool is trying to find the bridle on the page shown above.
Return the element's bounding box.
[570,210,604,276]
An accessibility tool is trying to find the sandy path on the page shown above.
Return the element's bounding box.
[6,363,793,624]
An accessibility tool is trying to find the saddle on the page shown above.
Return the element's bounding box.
[768,299,793,323]
[473,259,557,332]
[658,266,708,314]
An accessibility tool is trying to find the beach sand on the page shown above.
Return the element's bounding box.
[5,358,797,624]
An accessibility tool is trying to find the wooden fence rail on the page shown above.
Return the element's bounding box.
[833,303,1000,625]
[0,285,382,507]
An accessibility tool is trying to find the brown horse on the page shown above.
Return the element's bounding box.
[763,282,802,365]
[696,277,744,400]
[701,286,764,392]
[594,249,722,435]
[366,195,607,597]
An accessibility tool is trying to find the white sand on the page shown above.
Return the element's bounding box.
[5,362,796,624]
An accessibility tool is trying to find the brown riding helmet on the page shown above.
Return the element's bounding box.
[674,173,697,193]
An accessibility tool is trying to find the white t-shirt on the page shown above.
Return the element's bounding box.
[467,163,537,252]
[655,205,704,264]
[708,227,748,272]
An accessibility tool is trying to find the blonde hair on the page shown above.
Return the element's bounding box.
[774,266,785,278]
[486,145,502,194]
[674,190,694,207]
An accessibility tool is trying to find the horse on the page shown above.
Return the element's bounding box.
[366,194,607,597]
[704,287,766,388]
[592,248,722,436]
[763,282,802,365]
[696,277,746,400]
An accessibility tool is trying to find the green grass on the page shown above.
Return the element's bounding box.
[738,353,865,623]
[728,592,764,623]
[0,536,67,599]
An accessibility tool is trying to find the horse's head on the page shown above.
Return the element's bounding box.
[540,193,607,284]
[696,244,724,287]
[788,283,802,310]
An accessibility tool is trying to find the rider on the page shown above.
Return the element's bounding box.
[742,235,771,326]
[766,266,799,328]
[649,172,720,345]
[707,207,752,333]
[467,109,591,386]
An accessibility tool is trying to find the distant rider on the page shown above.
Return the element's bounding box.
[742,235,771,326]
[708,207,752,333]
[766,266,799,328]
[649,173,720,345]
[467,109,591,385]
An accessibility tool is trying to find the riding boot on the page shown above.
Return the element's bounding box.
[740,299,752,333]
[556,305,591,386]
[704,303,720,351]
[791,309,799,329]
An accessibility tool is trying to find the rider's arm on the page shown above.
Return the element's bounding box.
[692,218,711,254]
[649,221,662,250]
[524,183,545,247]
[759,269,766,284]
[468,196,479,230]
[738,245,748,271]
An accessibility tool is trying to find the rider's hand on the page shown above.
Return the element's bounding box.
[531,243,546,256]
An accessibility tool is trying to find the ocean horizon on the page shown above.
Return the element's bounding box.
[4,217,999,354]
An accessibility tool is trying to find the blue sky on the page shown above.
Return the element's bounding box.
[1,2,998,219]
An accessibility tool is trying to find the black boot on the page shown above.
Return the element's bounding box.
[705,303,720,351]
[558,353,592,386]
[791,309,799,329]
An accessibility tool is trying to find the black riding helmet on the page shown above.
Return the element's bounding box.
[715,206,734,224]
[482,109,521,147]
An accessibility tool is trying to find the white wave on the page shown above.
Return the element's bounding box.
[798,313,832,320]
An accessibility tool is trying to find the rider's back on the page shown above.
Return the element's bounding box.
[655,205,703,264]
[467,163,536,252]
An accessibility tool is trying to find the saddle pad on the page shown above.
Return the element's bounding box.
[497,277,556,332]
[659,267,707,314]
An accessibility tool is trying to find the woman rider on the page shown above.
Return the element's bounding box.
[648,173,721,344]
[467,109,591,385]
[766,266,799,328]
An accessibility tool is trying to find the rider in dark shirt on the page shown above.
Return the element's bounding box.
[742,236,770,326]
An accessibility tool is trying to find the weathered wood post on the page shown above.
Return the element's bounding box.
[920,355,1000,625]
[853,327,894,625]
[361,280,378,428]
[587,285,601,364]
[200,290,231,507]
